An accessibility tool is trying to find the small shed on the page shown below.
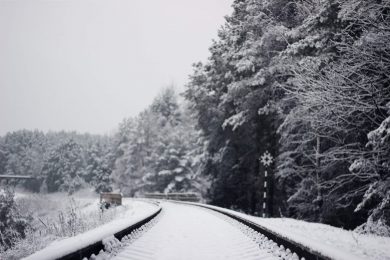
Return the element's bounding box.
[100,192,122,208]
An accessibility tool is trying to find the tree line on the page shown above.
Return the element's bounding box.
[0,87,207,197]
[0,130,112,194]
[184,0,390,233]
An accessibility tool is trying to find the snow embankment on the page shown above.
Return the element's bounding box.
[195,203,390,260]
[23,199,160,260]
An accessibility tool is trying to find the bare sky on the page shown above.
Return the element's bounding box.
[0,0,232,135]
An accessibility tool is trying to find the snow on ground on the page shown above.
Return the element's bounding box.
[195,203,390,260]
[3,191,108,259]
[15,190,100,222]
[112,202,277,260]
[23,199,159,260]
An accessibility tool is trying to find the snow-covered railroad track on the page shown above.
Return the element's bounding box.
[189,203,328,260]
[110,202,281,260]
[28,201,328,260]
[55,202,162,260]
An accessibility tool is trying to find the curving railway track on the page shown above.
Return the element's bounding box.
[51,200,326,260]
[111,202,277,260]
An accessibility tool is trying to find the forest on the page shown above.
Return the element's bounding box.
[0,87,206,197]
[1,0,389,240]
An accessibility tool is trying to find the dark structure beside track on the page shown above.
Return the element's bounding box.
[144,192,200,202]
[100,192,122,208]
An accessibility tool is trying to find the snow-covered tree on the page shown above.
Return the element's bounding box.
[278,0,390,228]
[84,143,112,193]
[1,130,47,191]
[0,189,30,250]
[111,88,206,196]
[185,0,311,214]
[110,115,154,196]
[352,104,390,234]
[43,139,86,194]
[150,86,181,125]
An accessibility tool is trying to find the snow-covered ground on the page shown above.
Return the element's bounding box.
[112,202,278,260]
[3,191,110,259]
[194,203,390,260]
[22,199,159,260]
[9,196,389,260]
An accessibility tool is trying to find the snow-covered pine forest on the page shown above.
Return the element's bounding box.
[1,0,390,257]
[185,0,390,234]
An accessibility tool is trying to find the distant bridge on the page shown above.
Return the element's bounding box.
[0,174,36,180]
[0,175,36,185]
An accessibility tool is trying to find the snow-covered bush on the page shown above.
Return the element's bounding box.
[351,104,390,236]
[355,216,390,237]
[1,192,126,259]
[0,189,30,251]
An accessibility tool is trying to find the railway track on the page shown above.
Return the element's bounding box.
[57,201,162,260]
[30,200,328,260]
[187,202,328,260]
[111,202,277,260]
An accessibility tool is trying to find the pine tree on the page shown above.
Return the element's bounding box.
[84,143,112,193]
[111,88,206,196]
[43,139,85,194]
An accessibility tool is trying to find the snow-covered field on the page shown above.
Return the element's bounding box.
[195,203,390,260]
[1,191,158,260]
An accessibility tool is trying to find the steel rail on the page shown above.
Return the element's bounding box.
[56,202,161,260]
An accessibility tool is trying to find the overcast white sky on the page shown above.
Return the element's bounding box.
[0,0,232,135]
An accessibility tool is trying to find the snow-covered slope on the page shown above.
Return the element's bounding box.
[23,199,160,260]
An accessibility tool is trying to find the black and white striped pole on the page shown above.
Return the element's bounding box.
[260,151,273,218]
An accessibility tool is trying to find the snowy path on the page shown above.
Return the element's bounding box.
[112,202,277,260]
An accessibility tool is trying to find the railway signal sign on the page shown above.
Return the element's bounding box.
[259,151,273,217]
